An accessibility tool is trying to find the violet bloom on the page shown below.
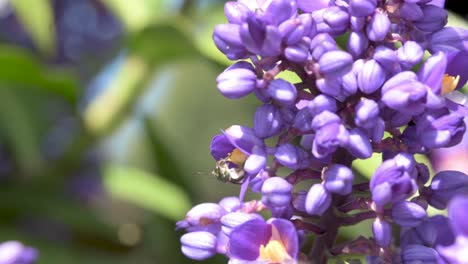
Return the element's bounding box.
[210,125,266,175]
[311,111,349,159]
[0,241,37,264]
[228,218,298,263]
[370,153,418,210]
[423,170,468,210]
[437,195,468,264]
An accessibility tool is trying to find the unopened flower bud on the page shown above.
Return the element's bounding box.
[216,61,257,99]
[323,164,354,195]
[262,177,293,207]
[266,79,297,106]
[366,12,390,41]
[181,231,217,260]
[391,201,427,227]
[305,184,332,216]
[372,218,392,247]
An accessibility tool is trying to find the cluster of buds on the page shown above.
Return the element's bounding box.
[177,0,468,263]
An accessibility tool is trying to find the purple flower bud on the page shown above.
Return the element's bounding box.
[318,50,353,78]
[293,108,314,133]
[279,14,315,45]
[391,201,427,227]
[323,6,349,29]
[309,33,338,60]
[413,5,447,33]
[446,50,468,90]
[429,27,468,53]
[426,171,468,209]
[275,143,312,170]
[180,231,217,260]
[347,31,369,58]
[260,0,298,26]
[401,245,438,263]
[358,59,387,94]
[381,71,427,114]
[350,16,366,31]
[397,2,423,21]
[266,79,297,105]
[345,128,373,159]
[218,196,241,213]
[309,94,337,115]
[355,98,380,129]
[213,24,248,60]
[285,42,310,63]
[224,125,264,155]
[224,2,250,24]
[418,52,447,96]
[0,241,38,264]
[447,195,468,237]
[366,12,390,41]
[415,109,466,149]
[370,153,418,209]
[341,71,358,96]
[400,215,454,248]
[216,61,257,99]
[305,184,332,216]
[311,111,341,130]
[220,212,263,236]
[312,123,349,159]
[323,164,354,195]
[315,78,347,101]
[349,0,377,17]
[261,177,293,207]
[240,18,282,57]
[271,204,295,219]
[373,45,400,74]
[398,41,424,70]
[254,104,284,138]
[373,218,392,247]
[244,146,268,175]
[297,0,330,12]
[185,203,227,227]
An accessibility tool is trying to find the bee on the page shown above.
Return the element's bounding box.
[211,156,246,184]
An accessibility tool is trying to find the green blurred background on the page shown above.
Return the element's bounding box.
[0,0,466,263]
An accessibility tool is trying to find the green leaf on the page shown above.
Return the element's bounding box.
[103,164,191,220]
[10,0,55,55]
[0,45,78,103]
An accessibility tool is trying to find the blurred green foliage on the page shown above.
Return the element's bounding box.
[0,1,466,264]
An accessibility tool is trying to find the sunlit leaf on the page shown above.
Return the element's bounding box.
[10,0,55,55]
[103,164,191,220]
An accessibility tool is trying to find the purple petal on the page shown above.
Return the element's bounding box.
[210,134,235,161]
[270,218,299,259]
[228,219,272,261]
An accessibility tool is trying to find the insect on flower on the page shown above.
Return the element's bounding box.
[211,149,247,184]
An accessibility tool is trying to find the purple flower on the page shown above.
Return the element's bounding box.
[261,177,293,208]
[266,79,298,106]
[254,104,284,139]
[358,59,387,94]
[309,33,338,60]
[181,231,218,260]
[347,31,369,58]
[437,195,468,264]
[372,218,392,247]
[349,0,376,17]
[345,128,373,159]
[275,143,313,170]
[279,14,315,45]
[424,170,468,210]
[391,200,427,227]
[397,41,424,70]
[216,61,258,99]
[240,17,282,57]
[318,50,353,79]
[401,244,439,264]
[323,164,354,195]
[413,5,447,33]
[228,218,298,263]
[297,0,330,12]
[311,111,349,159]
[213,24,248,60]
[224,2,250,24]
[305,183,332,216]
[220,212,263,236]
[366,12,390,42]
[0,241,37,264]
[400,216,455,248]
[429,27,468,53]
[381,71,427,115]
[370,153,418,210]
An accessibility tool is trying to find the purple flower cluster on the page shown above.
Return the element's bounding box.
[178,0,468,263]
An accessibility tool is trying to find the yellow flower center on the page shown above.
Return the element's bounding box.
[259,240,291,263]
[228,148,247,166]
[441,74,460,95]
